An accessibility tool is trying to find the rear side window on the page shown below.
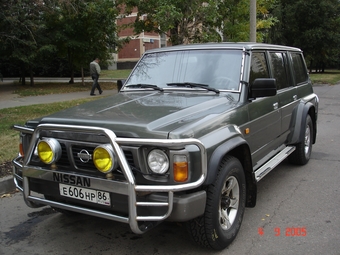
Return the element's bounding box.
[249,52,269,85]
[269,52,290,90]
[291,53,308,84]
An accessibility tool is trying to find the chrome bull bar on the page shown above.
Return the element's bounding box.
[12,123,207,234]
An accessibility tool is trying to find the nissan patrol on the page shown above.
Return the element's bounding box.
[12,43,319,250]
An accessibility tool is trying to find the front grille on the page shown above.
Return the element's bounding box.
[57,143,71,168]
[72,145,96,171]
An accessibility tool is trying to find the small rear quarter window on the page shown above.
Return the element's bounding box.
[291,53,308,85]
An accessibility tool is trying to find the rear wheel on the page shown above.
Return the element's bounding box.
[289,114,313,165]
[186,156,246,250]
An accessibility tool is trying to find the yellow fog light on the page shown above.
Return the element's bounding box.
[37,138,62,164]
[173,155,188,182]
[93,144,117,173]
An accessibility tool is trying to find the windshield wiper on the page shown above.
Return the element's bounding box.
[125,83,164,92]
[167,82,220,94]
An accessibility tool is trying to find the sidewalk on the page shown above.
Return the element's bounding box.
[0,78,119,195]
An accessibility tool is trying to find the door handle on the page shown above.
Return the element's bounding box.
[273,102,279,110]
[293,95,297,100]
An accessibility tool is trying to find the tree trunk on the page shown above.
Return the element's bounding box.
[309,60,313,73]
[81,67,85,86]
[170,23,183,45]
[29,66,35,86]
[20,65,26,85]
[250,0,257,42]
[69,66,74,84]
[68,47,74,84]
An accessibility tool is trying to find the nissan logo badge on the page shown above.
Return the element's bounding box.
[77,149,92,163]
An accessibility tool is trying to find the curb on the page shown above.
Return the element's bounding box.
[0,175,16,195]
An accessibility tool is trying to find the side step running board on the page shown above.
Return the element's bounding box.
[255,146,296,182]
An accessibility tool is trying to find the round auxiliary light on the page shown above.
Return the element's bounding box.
[37,138,62,164]
[147,149,169,174]
[93,144,117,173]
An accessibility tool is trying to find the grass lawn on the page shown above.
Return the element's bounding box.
[309,70,340,85]
[100,69,131,79]
[14,82,118,97]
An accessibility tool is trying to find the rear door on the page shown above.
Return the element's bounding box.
[268,51,298,140]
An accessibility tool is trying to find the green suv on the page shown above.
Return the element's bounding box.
[12,43,319,250]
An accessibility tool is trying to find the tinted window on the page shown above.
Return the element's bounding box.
[269,52,289,90]
[291,53,308,84]
[250,52,269,85]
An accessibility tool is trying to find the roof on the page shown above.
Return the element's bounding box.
[145,42,302,54]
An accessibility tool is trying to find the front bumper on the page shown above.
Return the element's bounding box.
[12,124,207,234]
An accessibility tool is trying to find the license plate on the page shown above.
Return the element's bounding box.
[59,183,111,206]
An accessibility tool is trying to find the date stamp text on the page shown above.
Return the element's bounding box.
[258,227,307,237]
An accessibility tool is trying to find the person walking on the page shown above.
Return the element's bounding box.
[90,58,103,95]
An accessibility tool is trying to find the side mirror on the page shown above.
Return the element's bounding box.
[250,78,277,98]
[117,79,126,92]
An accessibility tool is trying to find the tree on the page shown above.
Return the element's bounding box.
[0,0,50,85]
[269,0,340,72]
[119,0,277,45]
[119,0,222,45]
[214,0,278,42]
[0,0,125,84]
[44,0,124,83]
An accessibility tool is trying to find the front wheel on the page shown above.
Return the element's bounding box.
[186,156,246,250]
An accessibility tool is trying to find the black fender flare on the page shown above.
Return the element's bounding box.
[204,135,257,207]
[289,102,316,145]
[204,136,247,185]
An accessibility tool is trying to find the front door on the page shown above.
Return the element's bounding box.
[244,51,281,167]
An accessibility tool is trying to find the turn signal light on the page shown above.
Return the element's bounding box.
[19,143,24,157]
[173,155,188,182]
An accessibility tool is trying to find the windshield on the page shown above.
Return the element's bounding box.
[124,49,243,92]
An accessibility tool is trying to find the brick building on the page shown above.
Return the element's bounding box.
[115,9,168,69]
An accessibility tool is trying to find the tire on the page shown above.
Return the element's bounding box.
[289,114,313,165]
[186,156,246,250]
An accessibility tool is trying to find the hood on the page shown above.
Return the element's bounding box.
[36,92,238,139]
